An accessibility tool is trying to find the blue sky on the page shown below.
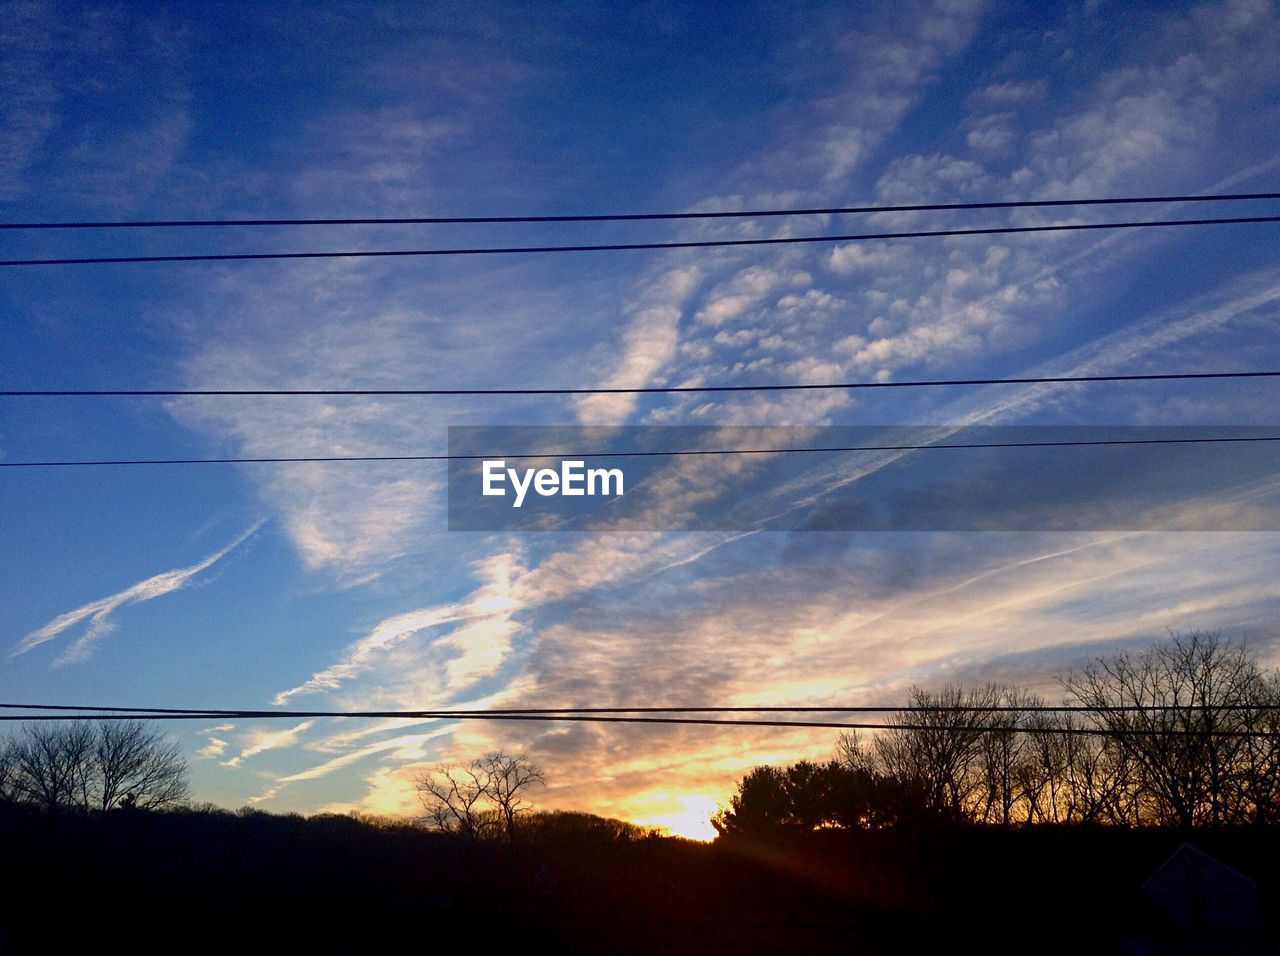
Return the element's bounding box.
[3,0,1280,836]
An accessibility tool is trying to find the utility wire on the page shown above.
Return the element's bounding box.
[4,702,1279,714]
[3,191,1277,230]
[4,433,1279,469]
[3,214,1278,267]
[5,370,1279,398]
[0,707,1274,737]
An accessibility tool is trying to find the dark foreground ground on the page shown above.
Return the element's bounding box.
[1,804,1278,954]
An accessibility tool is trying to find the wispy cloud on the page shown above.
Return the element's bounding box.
[573,266,704,424]
[0,0,60,199]
[272,549,523,704]
[10,521,263,665]
[222,720,317,768]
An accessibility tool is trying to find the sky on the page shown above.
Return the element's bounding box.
[2,0,1280,840]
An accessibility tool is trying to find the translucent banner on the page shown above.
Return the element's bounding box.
[446,425,1280,532]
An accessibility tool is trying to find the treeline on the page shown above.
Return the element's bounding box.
[0,719,189,812]
[715,631,1280,834]
[5,786,1277,952]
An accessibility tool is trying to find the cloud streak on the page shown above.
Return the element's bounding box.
[272,549,523,704]
[223,720,316,768]
[10,521,264,665]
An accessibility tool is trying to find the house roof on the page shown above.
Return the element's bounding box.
[1142,842,1257,891]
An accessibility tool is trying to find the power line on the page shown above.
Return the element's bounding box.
[4,702,1278,714]
[3,214,1278,267]
[0,706,1275,737]
[4,433,1279,469]
[5,370,1279,398]
[3,191,1277,230]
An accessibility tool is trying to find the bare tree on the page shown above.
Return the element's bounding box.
[1014,710,1067,824]
[1062,631,1274,826]
[93,720,189,811]
[875,683,1001,820]
[482,752,546,838]
[975,687,1041,826]
[1238,673,1280,824]
[9,722,95,811]
[835,731,877,774]
[0,738,14,802]
[6,721,188,813]
[417,760,497,839]
[416,752,546,840]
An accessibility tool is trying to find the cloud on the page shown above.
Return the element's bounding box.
[965,113,1017,152]
[276,729,451,784]
[1014,1,1279,197]
[693,266,807,326]
[0,2,195,208]
[169,286,464,577]
[223,720,317,768]
[152,19,545,580]
[291,107,461,209]
[272,549,523,704]
[968,80,1046,107]
[761,268,1280,529]
[10,521,263,665]
[573,266,704,424]
[571,1,988,426]
[242,724,460,808]
[813,0,987,183]
[156,0,988,587]
[826,243,912,275]
[874,154,989,202]
[0,1,60,199]
[198,737,229,759]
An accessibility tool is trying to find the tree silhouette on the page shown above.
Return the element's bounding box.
[3,720,188,813]
[93,719,189,811]
[7,721,94,811]
[415,751,545,840]
[483,751,547,838]
[874,683,1001,820]
[716,632,1280,833]
[1062,630,1280,826]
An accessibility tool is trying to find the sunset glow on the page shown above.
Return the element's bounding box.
[635,795,723,842]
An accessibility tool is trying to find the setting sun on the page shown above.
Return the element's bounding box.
[636,794,722,842]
